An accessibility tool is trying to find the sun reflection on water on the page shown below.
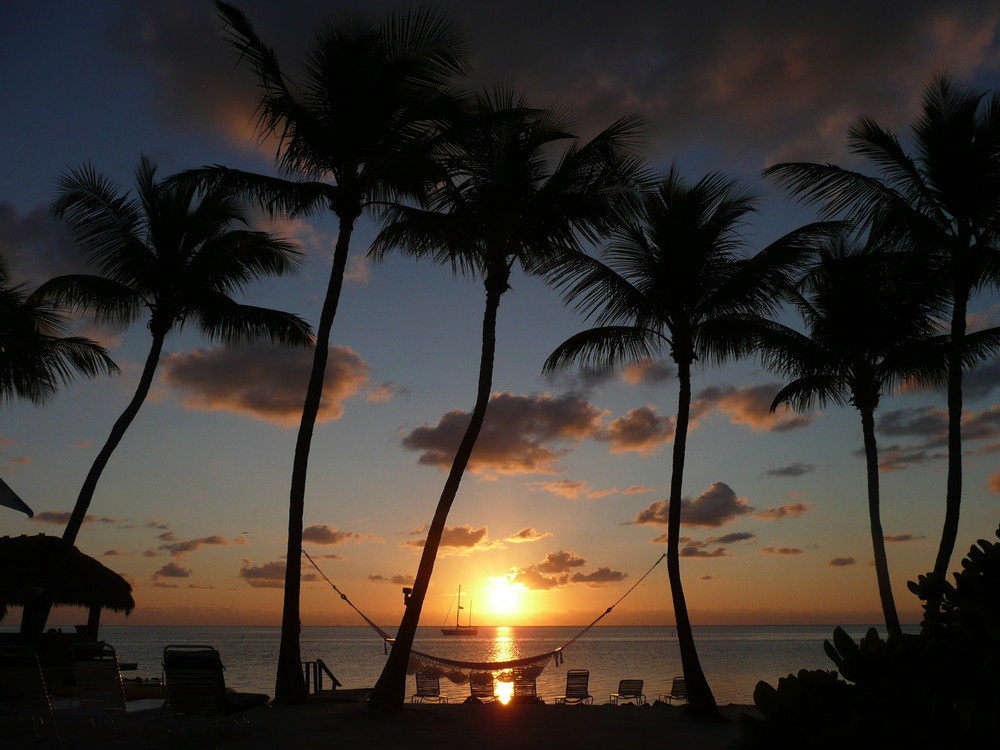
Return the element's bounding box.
[490,626,515,705]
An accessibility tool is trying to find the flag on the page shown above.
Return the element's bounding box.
[0,475,33,518]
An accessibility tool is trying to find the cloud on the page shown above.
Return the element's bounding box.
[990,473,1000,493]
[513,568,569,591]
[153,562,192,579]
[570,567,628,587]
[0,202,90,283]
[695,384,817,432]
[239,559,319,588]
[620,360,675,385]
[161,344,371,427]
[754,502,810,521]
[368,573,417,586]
[401,392,605,476]
[505,528,552,543]
[763,547,804,555]
[534,550,587,573]
[102,549,128,557]
[302,525,361,545]
[142,549,158,558]
[30,511,119,525]
[524,479,619,499]
[883,533,926,543]
[159,535,234,556]
[710,531,756,545]
[680,546,732,558]
[964,357,1000,399]
[599,406,675,455]
[828,557,856,567]
[680,482,755,528]
[765,462,816,478]
[878,407,948,437]
[400,525,490,551]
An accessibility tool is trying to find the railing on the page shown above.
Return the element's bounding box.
[301,658,342,694]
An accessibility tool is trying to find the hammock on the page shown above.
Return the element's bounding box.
[303,550,665,685]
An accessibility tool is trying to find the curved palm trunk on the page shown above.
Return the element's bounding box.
[63,332,167,546]
[368,272,506,711]
[932,290,967,593]
[274,215,356,704]
[859,407,900,639]
[667,358,717,715]
[20,333,166,636]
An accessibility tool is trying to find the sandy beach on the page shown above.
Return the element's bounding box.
[22,699,757,749]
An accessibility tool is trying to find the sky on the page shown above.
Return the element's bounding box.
[2,1,999,631]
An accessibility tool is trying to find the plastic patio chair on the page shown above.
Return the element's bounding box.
[610,678,646,706]
[162,645,269,718]
[657,676,687,704]
[411,673,449,703]
[469,672,496,703]
[554,669,593,705]
[0,645,58,739]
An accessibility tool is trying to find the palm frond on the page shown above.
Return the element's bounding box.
[543,325,666,375]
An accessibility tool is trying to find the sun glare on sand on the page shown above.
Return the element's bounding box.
[486,576,526,618]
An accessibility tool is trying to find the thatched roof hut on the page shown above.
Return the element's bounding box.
[0,534,134,634]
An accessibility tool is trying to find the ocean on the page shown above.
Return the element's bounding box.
[79,623,916,705]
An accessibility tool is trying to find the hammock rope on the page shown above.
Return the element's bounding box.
[302,549,666,684]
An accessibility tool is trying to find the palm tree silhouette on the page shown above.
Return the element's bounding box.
[1,251,118,407]
[543,167,835,714]
[176,2,469,703]
[366,89,645,709]
[39,156,311,549]
[753,239,944,639]
[765,74,1000,596]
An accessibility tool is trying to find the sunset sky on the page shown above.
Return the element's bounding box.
[2,1,999,630]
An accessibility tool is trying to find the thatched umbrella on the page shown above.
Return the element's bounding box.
[0,534,134,637]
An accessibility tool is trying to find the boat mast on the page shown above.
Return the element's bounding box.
[456,585,463,628]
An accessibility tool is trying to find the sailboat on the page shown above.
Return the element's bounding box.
[441,585,478,636]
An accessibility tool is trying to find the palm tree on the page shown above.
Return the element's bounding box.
[1,251,118,408]
[543,167,836,715]
[366,90,646,709]
[175,2,469,703]
[38,156,311,548]
[765,74,1000,594]
[752,240,945,639]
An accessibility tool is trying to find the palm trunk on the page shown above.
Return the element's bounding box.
[931,288,967,598]
[667,357,717,715]
[20,332,166,637]
[63,332,166,546]
[860,407,900,639]
[368,271,506,710]
[274,214,355,704]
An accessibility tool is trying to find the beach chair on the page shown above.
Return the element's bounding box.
[162,645,269,719]
[511,670,542,704]
[411,673,448,703]
[0,644,58,739]
[469,672,496,703]
[554,669,593,705]
[610,678,646,706]
[657,676,687,704]
[73,642,127,714]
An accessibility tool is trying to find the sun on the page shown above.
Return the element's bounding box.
[487,576,525,617]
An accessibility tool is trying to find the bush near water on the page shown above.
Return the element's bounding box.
[739,525,1000,749]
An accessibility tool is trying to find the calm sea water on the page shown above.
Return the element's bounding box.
[70,624,916,705]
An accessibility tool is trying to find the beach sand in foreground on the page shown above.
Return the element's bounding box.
[22,701,758,750]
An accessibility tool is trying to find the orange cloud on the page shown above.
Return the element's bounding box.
[754,503,810,521]
[30,511,120,526]
[302,525,362,545]
[620,360,674,385]
[401,392,605,476]
[990,473,1000,493]
[828,557,856,567]
[239,559,319,588]
[512,549,627,591]
[600,405,674,455]
[505,528,553,543]
[400,525,490,552]
[159,535,235,557]
[525,479,620,499]
[763,547,804,555]
[162,344,370,427]
[695,384,817,432]
[153,561,191,579]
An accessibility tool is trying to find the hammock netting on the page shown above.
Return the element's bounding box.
[302,550,665,685]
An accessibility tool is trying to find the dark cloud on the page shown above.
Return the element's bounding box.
[534,550,587,573]
[30,511,119,525]
[153,562,191,579]
[102,549,127,557]
[883,533,926,543]
[0,202,89,283]
[964,358,1000,400]
[239,559,319,588]
[765,462,816,478]
[401,392,604,476]
[400,525,489,551]
[878,407,948,437]
[142,549,158,558]
[162,345,369,427]
[119,2,999,173]
[763,547,804,555]
[695,384,816,432]
[599,405,674,455]
[631,483,754,528]
[513,568,569,591]
[301,525,364,545]
[570,567,627,587]
[828,557,856,567]
[680,546,731,558]
[505,528,553,544]
[710,531,756,545]
[159,534,234,556]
